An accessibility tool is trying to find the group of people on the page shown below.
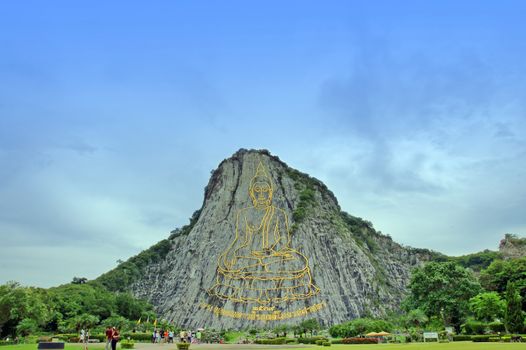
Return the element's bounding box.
[151,329,174,343]
[105,326,120,350]
[151,329,202,344]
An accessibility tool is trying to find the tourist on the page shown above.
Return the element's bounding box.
[179,330,185,343]
[106,327,113,350]
[111,328,120,350]
[79,329,85,343]
[168,330,174,343]
[187,330,192,344]
[196,330,201,344]
[164,330,168,343]
[151,330,156,344]
[156,330,161,343]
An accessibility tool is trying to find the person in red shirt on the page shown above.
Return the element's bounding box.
[105,327,113,350]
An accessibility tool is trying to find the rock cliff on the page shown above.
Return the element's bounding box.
[97,149,436,328]
[499,234,526,259]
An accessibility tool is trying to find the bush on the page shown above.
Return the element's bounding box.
[121,333,152,342]
[120,340,135,349]
[462,319,487,335]
[488,321,505,333]
[37,337,52,343]
[322,341,331,346]
[53,334,78,342]
[254,338,288,345]
[342,337,378,344]
[297,336,327,344]
[471,335,491,342]
[285,339,297,344]
[315,339,324,345]
[452,335,472,341]
[176,343,190,350]
[0,341,15,346]
[89,334,106,342]
[330,339,343,344]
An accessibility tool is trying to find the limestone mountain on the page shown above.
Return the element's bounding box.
[96,149,437,328]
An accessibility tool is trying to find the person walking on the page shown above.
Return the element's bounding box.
[111,328,120,350]
[179,330,185,343]
[106,327,114,350]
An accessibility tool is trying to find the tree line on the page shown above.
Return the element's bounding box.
[330,256,526,337]
[0,279,156,338]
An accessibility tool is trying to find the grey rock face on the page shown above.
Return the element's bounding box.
[128,149,432,328]
[499,234,526,259]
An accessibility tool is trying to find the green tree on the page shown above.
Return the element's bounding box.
[273,324,290,337]
[480,257,526,310]
[66,313,100,332]
[16,318,38,336]
[102,315,129,330]
[328,318,393,338]
[469,292,505,322]
[299,318,320,336]
[404,262,481,329]
[504,282,524,333]
[71,277,88,284]
[115,293,152,320]
[0,282,50,336]
[404,309,428,328]
[48,283,116,320]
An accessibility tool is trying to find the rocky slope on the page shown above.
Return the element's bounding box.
[499,234,526,259]
[97,149,437,328]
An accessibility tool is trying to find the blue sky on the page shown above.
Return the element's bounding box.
[1,1,525,287]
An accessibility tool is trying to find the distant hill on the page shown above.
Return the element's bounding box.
[95,149,522,328]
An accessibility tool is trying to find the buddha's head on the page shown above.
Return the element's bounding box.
[249,162,273,208]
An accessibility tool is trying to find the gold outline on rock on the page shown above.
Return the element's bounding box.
[207,162,320,310]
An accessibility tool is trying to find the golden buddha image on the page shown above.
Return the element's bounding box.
[208,162,319,305]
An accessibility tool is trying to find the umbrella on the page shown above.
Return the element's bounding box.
[377,331,391,336]
[365,332,380,337]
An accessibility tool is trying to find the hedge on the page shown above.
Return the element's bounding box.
[297,337,328,344]
[488,337,511,342]
[0,341,15,346]
[120,340,135,349]
[121,333,153,342]
[452,335,472,341]
[255,338,288,345]
[471,335,491,342]
[342,337,378,344]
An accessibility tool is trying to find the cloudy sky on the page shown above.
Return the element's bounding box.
[1,1,525,287]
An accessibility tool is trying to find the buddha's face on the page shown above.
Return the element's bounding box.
[250,181,272,207]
